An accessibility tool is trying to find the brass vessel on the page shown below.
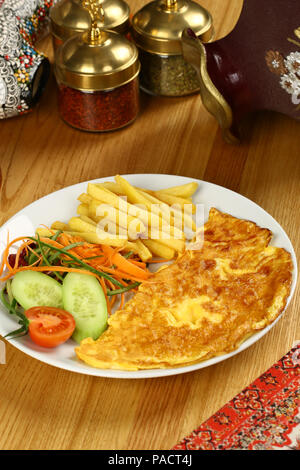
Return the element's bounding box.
[50,0,130,49]
[55,0,140,132]
[55,2,140,91]
[132,0,213,56]
[131,0,213,96]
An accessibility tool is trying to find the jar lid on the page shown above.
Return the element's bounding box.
[50,0,130,40]
[132,0,213,55]
[55,1,139,91]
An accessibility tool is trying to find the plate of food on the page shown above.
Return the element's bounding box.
[0,174,297,378]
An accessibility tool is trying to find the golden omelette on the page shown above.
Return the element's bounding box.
[76,209,293,370]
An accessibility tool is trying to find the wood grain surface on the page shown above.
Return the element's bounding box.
[0,0,299,450]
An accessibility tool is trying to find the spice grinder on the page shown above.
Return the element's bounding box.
[50,0,130,51]
[131,0,213,97]
[54,0,140,132]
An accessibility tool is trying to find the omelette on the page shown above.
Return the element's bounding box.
[76,208,293,370]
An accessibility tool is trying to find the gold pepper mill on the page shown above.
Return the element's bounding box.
[131,0,213,96]
[54,0,140,132]
[81,0,105,43]
[50,0,130,51]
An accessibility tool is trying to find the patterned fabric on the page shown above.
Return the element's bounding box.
[173,343,300,450]
[0,1,56,119]
[266,49,300,107]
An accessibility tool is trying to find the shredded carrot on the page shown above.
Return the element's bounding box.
[39,237,80,258]
[55,235,151,282]
[109,294,117,309]
[1,232,156,314]
[105,278,118,312]
[40,224,53,232]
[89,264,147,283]
[14,240,38,270]
[106,278,117,290]
[119,293,125,309]
[0,235,36,276]
[101,245,150,280]
[129,259,147,269]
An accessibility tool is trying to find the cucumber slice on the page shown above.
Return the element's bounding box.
[62,272,108,343]
[11,271,63,310]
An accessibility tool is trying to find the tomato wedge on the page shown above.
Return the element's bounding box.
[25,307,75,348]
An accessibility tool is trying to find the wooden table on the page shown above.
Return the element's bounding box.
[0,0,299,450]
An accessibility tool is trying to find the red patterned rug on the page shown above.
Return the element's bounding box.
[174,343,300,450]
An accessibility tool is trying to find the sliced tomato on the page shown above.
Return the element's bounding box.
[25,307,75,348]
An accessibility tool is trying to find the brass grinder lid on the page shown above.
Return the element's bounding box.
[131,0,213,55]
[50,0,130,40]
[55,1,140,91]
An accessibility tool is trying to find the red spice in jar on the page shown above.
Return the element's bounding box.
[57,78,139,132]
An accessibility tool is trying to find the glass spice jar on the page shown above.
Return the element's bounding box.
[138,49,201,97]
[54,2,140,132]
[50,0,130,51]
[132,0,213,97]
[57,80,139,131]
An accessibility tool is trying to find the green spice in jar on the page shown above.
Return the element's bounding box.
[139,49,200,96]
[132,0,213,97]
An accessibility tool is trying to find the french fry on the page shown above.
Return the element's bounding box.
[77,203,89,216]
[155,182,198,198]
[169,206,197,233]
[87,184,118,204]
[69,218,182,258]
[89,183,158,238]
[69,216,100,234]
[78,193,93,204]
[88,199,146,237]
[36,227,55,237]
[79,214,97,226]
[72,233,146,257]
[66,222,131,248]
[100,182,196,234]
[142,239,175,260]
[154,236,185,253]
[115,175,151,207]
[138,188,166,205]
[152,191,196,215]
[88,183,147,232]
[137,188,177,225]
[96,182,123,194]
[134,239,152,262]
[136,188,195,233]
[114,176,185,240]
[69,216,128,244]
[36,228,143,255]
[87,209,132,240]
[66,231,133,249]
[86,200,184,252]
[51,221,70,231]
[39,224,185,256]
[137,189,196,233]
[55,178,200,261]
[97,181,198,200]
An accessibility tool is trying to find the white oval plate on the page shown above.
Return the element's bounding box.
[0,174,297,378]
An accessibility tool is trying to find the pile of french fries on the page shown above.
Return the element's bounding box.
[37,176,199,261]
